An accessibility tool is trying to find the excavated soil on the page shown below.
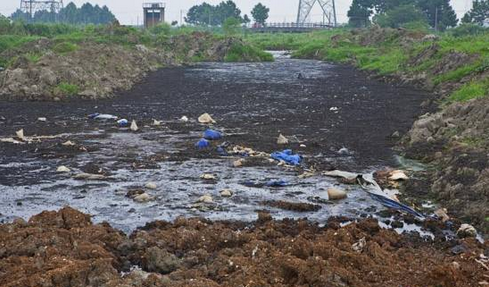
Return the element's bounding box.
[0,207,487,287]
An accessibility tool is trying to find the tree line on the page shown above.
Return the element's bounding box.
[348,0,489,30]
[10,2,116,25]
[185,1,270,26]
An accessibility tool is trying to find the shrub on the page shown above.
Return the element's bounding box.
[450,23,487,38]
[53,42,78,54]
[55,82,79,96]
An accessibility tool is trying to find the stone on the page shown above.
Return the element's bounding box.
[56,166,71,173]
[457,223,477,238]
[145,182,157,190]
[200,173,216,180]
[233,159,244,168]
[197,194,213,203]
[220,189,233,197]
[143,247,181,274]
[198,113,216,124]
[277,134,289,145]
[130,120,139,132]
[133,193,154,203]
[327,188,347,200]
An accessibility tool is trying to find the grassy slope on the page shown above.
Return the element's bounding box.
[247,29,489,103]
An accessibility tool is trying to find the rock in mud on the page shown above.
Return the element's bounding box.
[277,133,289,145]
[457,223,477,238]
[200,173,216,181]
[134,193,155,203]
[233,159,244,167]
[327,187,347,200]
[198,113,216,124]
[56,165,71,173]
[142,247,181,274]
[73,173,108,181]
[145,182,157,190]
[197,194,213,203]
[220,189,233,197]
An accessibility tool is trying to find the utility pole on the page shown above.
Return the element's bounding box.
[434,7,438,32]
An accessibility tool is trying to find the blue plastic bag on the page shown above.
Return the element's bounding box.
[117,119,129,127]
[271,149,302,165]
[196,138,210,149]
[204,129,222,140]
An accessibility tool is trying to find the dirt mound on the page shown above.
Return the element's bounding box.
[0,33,258,101]
[1,208,488,287]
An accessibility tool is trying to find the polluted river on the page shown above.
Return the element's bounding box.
[1,52,432,234]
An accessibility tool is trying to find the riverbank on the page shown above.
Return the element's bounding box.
[0,23,272,101]
[249,27,489,236]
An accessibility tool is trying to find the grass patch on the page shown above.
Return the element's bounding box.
[225,42,273,62]
[55,82,79,97]
[448,79,489,102]
[53,42,78,54]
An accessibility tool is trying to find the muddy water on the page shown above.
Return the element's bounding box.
[0,54,429,233]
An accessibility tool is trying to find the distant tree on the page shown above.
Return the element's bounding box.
[462,0,489,25]
[416,0,458,30]
[216,1,242,24]
[243,14,251,26]
[10,2,116,25]
[251,3,269,25]
[374,4,428,28]
[347,0,375,27]
[223,17,241,36]
[186,1,242,26]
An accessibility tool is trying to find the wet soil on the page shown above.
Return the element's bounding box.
[0,207,487,287]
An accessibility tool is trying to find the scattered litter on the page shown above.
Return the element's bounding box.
[330,107,339,111]
[216,146,228,156]
[327,188,347,200]
[324,170,359,181]
[73,173,108,181]
[62,140,76,146]
[203,129,222,140]
[145,182,157,190]
[352,237,366,253]
[196,139,210,149]
[134,193,155,203]
[90,113,118,120]
[457,224,477,238]
[117,119,129,127]
[152,119,162,126]
[389,170,409,181]
[434,208,450,222]
[277,134,289,145]
[233,159,244,167]
[37,117,47,122]
[16,129,25,141]
[220,189,233,197]
[197,194,213,203]
[271,149,301,166]
[56,166,71,173]
[298,171,315,179]
[338,147,351,155]
[130,120,139,132]
[240,180,288,188]
[180,116,189,122]
[200,173,216,180]
[198,113,216,124]
[265,180,288,187]
[300,144,307,148]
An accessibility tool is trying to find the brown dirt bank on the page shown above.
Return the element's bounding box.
[0,32,263,101]
[0,207,488,287]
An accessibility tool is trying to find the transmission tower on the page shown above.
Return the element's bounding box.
[20,0,64,17]
[297,0,337,27]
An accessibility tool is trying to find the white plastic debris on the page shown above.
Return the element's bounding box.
[220,189,233,197]
[16,129,25,141]
[56,166,71,173]
[145,182,157,190]
[457,224,477,238]
[130,120,139,132]
[327,188,347,200]
[62,140,76,146]
[200,173,216,180]
[434,208,450,222]
[37,117,47,122]
[197,194,213,203]
[389,170,409,181]
[277,134,289,145]
[330,107,339,111]
[198,113,216,124]
[180,116,189,122]
[152,119,161,126]
[352,237,366,253]
[94,114,118,120]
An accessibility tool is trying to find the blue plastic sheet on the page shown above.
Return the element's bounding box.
[271,149,302,165]
[204,129,222,140]
[240,180,289,188]
[196,138,210,149]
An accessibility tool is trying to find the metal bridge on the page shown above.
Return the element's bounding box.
[251,0,337,33]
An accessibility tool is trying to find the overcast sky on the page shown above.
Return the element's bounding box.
[0,0,474,25]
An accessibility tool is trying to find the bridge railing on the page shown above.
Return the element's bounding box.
[251,22,333,29]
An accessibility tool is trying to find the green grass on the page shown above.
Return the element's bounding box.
[448,79,489,102]
[225,42,273,62]
[55,82,79,97]
[53,42,78,54]
[25,52,43,63]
